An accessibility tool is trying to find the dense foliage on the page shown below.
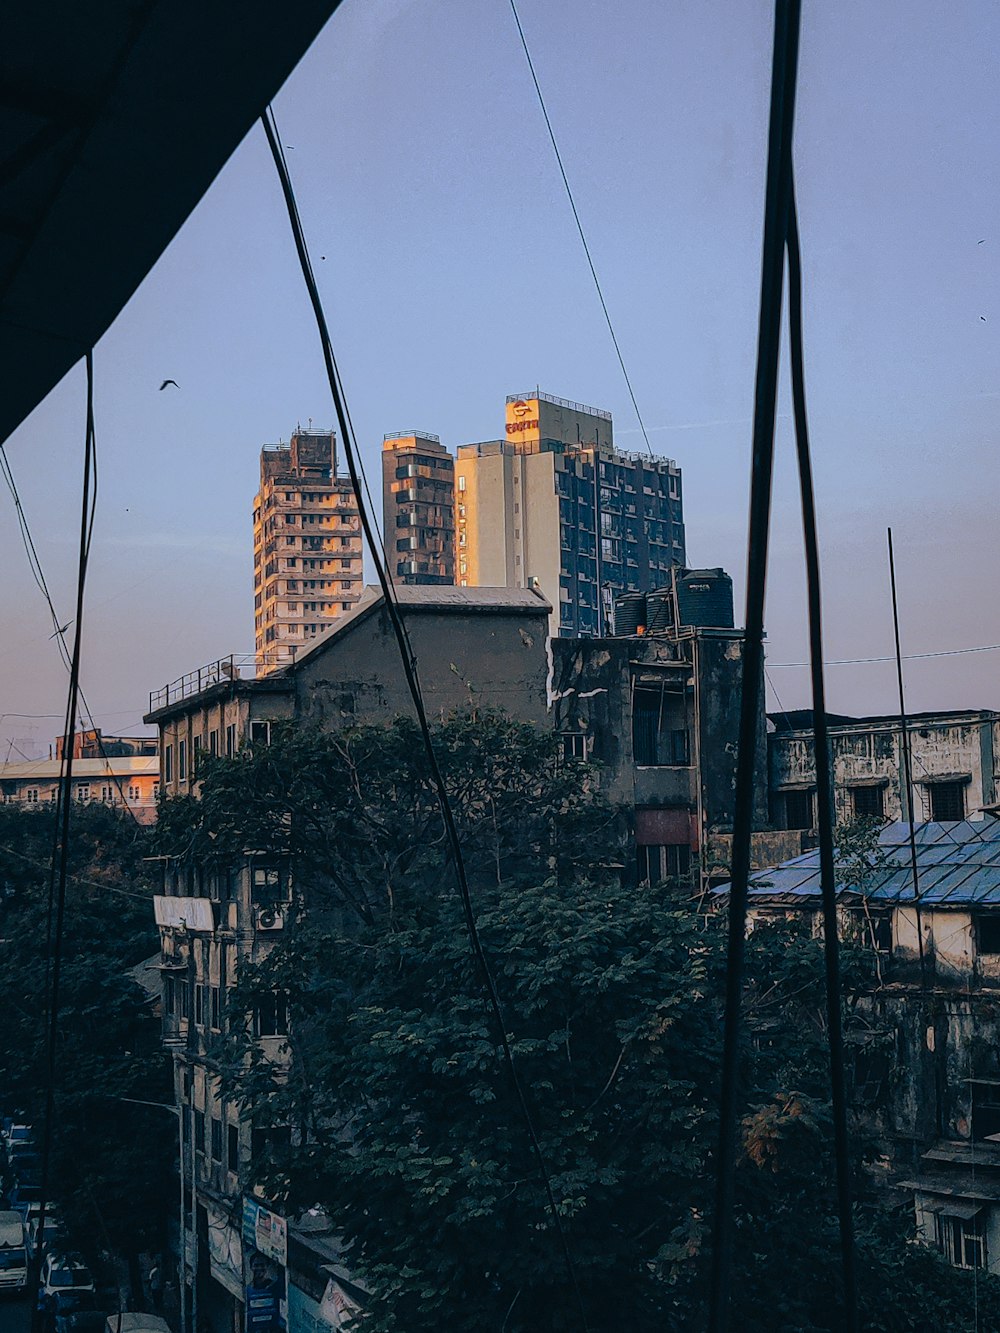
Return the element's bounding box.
[0,802,173,1273]
[158,715,1000,1331]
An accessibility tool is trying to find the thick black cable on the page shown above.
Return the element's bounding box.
[786,182,860,1331]
[508,0,654,458]
[707,3,801,1328]
[260,107,589,1327]
[29,350,96,1333]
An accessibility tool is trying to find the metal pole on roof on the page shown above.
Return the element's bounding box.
[887,527,927,986]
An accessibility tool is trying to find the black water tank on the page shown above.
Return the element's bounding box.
[613,591,646,636]
[645,588,674,632]
[675,568,734,628]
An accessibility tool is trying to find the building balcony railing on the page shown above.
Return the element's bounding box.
[149,654,287,711]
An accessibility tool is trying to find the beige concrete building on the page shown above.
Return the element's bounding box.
[253,428,363,672]
[455,392,684,637]
[381,431,455,585]
[0,755,160,823]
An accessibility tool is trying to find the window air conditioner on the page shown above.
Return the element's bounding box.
[255,905,285,932]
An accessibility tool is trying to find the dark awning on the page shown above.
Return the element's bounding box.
[1,1,342,444]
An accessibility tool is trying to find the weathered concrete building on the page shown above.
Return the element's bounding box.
[768,708,1000,830]
[736,818,1000,1277]
[144,585,552,1332]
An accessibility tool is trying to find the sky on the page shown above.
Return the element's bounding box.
[3,0,1000,757]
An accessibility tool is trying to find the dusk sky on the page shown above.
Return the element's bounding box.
[2,0,999,757]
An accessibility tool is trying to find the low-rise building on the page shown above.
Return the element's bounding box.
[0,754,160,823]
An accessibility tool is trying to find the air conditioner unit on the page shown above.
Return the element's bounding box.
[255,905,285,932]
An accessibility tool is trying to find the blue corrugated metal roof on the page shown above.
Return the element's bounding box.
[733,820,1000,906]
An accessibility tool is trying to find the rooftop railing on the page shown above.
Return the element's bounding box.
[148,652,294,712]
[506,390,613,422]
[383,429,442,444]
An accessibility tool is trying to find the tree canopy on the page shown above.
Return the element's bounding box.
[158,712,1000,1331]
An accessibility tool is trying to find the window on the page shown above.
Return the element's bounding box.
[194,1109,206,1157]
[164,744,173,784]
[637,844,691,884]
[252,865,282,904]
[255,994,288,1038]
[979,917,1000,956]
[101,785,113,802]
[178,739,187,783]
[784,789,815,831]
[631,685,688,766]
[194,983,206,1028]
[457,475,466,492]
[225,724,237,758]
[250,721,271,747]
[210,1117,223,1163]
[210,986,221,1031]
[25,788,39,804]
[935,1208,986,1270]
[227,1123,239,1175]
[850,784,884,821]
[209,729,219,757]
[561,733,590,762]
[128,784,140,801]
[929,780,967,822]
[76,784,90,803]
[153,783,160,802]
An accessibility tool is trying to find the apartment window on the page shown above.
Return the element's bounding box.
[637,844,691,884]
[128,784,140,801]
[928,780,967,822]
[178,739,188,783]
[252,865,282,904]
[978,916,1000,956]
[255,994,288,1038]
[25,788,39,804]
[101,785,113,802]
[784,789,815,831]
[194,983,206,1028]
[631,685,688,766]
[210,985,221,1031]
[210,1117,223,1163]
[457,475,466,492]
[970,1081,1000,1140]
[561,733,590,762]
[153,783,160,802]
[935,1208,986,1270]
[194,1109,206,1157]
[850,784,884,821]
[250,721,271,748]
[225,724,237,758]
[164,744,173,784]
[208,729,219,757]
[76,784,90,803]
[227,1124,239,1175]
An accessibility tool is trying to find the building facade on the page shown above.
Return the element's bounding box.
[0,754,160,822]
[381,431,455,585]
[144,586,553,1332]
[455,391,685,637]
[768,709,1000,832]
[252,428,363,673]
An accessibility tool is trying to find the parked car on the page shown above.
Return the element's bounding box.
[10,1149,43,1189]
[29,1209,69,1258]
[0,1209,27,1292]
[50,1290,104,1333]
[39,1252,96,1302]
[2,1123,33,1152]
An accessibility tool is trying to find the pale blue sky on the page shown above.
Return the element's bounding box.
[3,0,1000,755]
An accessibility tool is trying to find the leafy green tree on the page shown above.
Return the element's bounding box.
[158,714,1000,1331]
[0,802,173,1289]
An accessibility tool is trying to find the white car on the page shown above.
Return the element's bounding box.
[40,1251,96,1301]
[104,1317,171,1333]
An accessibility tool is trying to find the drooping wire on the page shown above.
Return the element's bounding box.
[0,438,141,824]
[259,106,589,1328]
[508,0,654,459]
[786,178,859,1330]
[707,2,801,1328]
[29,350,97,1333]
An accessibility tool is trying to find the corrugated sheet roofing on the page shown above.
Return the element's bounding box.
[725,819,1000,906]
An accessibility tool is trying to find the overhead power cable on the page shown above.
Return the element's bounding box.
[769,640,1000,668]
[260,106,589,1328]
[0,439,141,824]
[507,0,654,459]
[30,350,97,1333]
[786,178,859,1330]
[708,2,801,1328]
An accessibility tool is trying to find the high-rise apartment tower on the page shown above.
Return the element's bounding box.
[456,391,685,636]
[381,432,455,585]
[253,428,363,672]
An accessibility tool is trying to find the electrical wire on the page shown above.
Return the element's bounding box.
[507,0,654,459]
[0,438,142,824]
[30,350,97,1333]
[786,178,859,1330]
[768,641,1000,668]
[260,105,589,1327]
[708,3,801,1328]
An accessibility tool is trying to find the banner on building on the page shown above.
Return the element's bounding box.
[243,1197,287,1332]
[242,1198,288,1267]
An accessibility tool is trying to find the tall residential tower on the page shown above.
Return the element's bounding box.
[253,428,362,672]
[456,391,685,636]
[381,431,455,585]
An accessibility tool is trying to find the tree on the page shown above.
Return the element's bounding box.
[0,802,174,1291]
[158,713,1000,1331]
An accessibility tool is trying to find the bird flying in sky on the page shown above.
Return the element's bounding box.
[159,379,179,391]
